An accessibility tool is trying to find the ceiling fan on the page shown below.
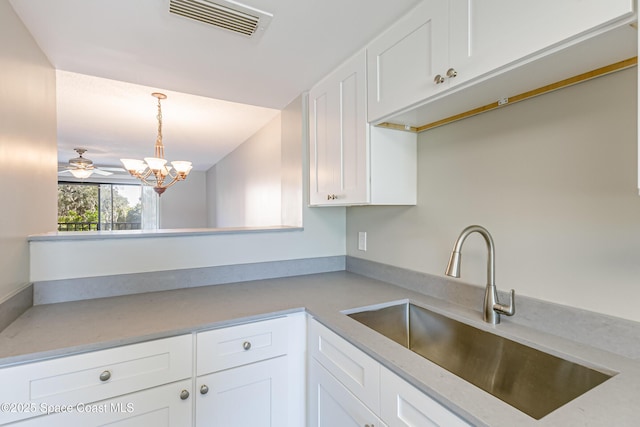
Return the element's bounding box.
[58,148,115,179]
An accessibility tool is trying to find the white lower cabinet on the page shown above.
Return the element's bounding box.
[0,314,306,427]
[380,368,469,427]
[0,335,193,426]
[309,358,386,427]
[195,356,288,426]
[307,319,380,411]
[308,318,471,427]
[195,313,306,427]
[308,319,382,426]
[8,379,193,426]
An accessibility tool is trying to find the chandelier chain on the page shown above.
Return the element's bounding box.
[155,96,165,159]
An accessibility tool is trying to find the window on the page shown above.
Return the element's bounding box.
[57,182,158,231]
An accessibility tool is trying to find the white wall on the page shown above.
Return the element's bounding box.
[280,94,304,227]
[30,95,346,281]
[207,95,305,228]
[0,3,57,302]
[208,114,283,227]
[159,170,207,228]
[346,68,640,322]
[206,166,217,227]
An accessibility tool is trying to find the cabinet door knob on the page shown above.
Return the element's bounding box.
[446,67,457,78]
[200,384,209,395]
[243,341,252,351]
[180,389,190,400]
[327,194,338,200]
[99,370,111,382]
[434,74,445,84]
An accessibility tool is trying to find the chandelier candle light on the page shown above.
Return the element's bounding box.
[121,92,192,196]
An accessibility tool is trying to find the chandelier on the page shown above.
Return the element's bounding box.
[120,92,192,196]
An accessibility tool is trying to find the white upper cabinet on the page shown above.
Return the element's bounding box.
[309,50,368,205]
[449,0,636,86]
[367,0,636,125]
[367,0,450,123]
[309,50,417,206]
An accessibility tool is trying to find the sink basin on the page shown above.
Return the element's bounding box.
[347,301,613,420]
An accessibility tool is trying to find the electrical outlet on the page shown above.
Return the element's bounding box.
[358,232,367,251]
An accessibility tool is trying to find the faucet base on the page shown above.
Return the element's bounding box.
[484,285,501,325]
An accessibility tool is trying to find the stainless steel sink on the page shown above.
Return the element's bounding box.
[347,302,613,420]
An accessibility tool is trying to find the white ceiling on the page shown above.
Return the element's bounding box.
[10,0,420,171]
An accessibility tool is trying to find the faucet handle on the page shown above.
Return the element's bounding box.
[494,289,515,317]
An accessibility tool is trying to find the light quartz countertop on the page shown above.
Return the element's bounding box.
[27,226,302,241]
[0,271,638,426]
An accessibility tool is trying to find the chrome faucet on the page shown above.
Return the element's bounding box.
[445,225,515,324]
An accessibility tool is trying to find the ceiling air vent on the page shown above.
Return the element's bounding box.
[169,0,273,39]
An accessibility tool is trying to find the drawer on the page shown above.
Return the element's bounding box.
[308,319,380,413]
[0,334,192,424]
[197,316,289,376]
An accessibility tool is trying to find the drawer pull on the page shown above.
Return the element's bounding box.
[99,370,111,382]
[200,384,209,395]
[242,341,252,351]
[180,389,190,400]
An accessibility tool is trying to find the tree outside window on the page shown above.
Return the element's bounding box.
[57,183,154,231]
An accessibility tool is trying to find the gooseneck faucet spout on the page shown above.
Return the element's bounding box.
[445,225,515,324]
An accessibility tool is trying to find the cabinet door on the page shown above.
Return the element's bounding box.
[309,49,368,205]
[309,358,387,427]
[380,368,469,427]
[10,379,193,427]
[367,0,449,123]
[308,319,381,412]
[449,0,635,86]
[196,356,288,427]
